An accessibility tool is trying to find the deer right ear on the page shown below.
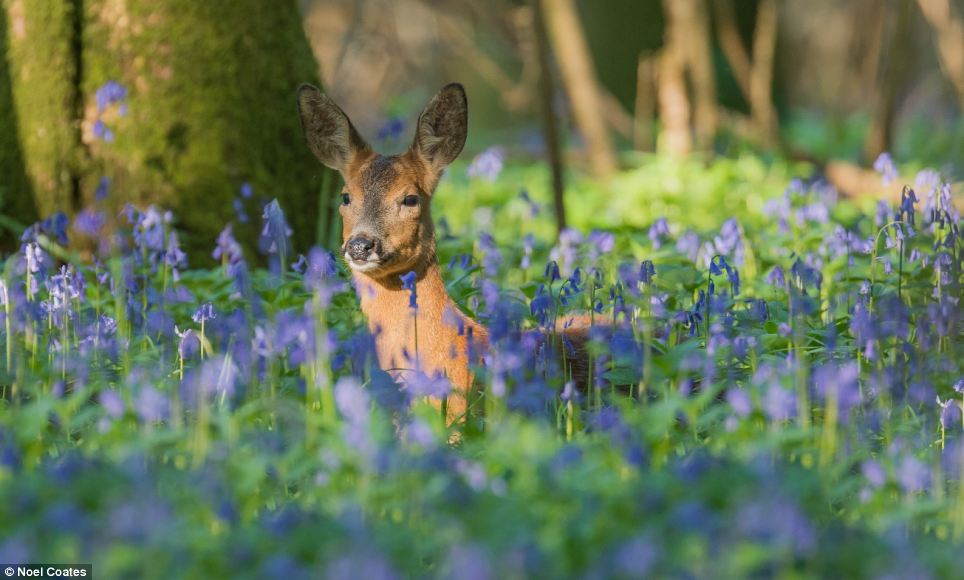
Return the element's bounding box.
[297,84,369,172]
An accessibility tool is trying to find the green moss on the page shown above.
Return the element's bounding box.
[2,0,78,220]
[82,0,334,260]
[0,4,38,247]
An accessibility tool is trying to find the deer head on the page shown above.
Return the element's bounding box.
[297,83,468,284]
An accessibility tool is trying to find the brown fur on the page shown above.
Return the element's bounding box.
[298,83,594,422]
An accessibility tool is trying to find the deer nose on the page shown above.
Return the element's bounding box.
[346,236,378,261]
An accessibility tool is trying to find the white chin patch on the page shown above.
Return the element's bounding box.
[346,253,382,273]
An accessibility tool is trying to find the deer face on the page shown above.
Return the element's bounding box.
[297,84,468,282]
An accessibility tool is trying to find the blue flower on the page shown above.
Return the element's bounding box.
[259,199,292,261]
[95,176,110,201]
[400,271,417,309]
[192,302,216,324]
[466,146,505,181]
[375,116,405,142]
[873,152,898,185]
[648,218,670,249]
[95,80,128,113]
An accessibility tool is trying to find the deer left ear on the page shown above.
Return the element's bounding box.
[412,83,468,171]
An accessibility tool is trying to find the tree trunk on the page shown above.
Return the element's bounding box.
[915,0,964,109]
[0,3,38,247]
[749,0,778,144]
[532,0,567,235]
[3,0,333,259]
[662,0,717,149]
[657,21,692,155]
[2,0,79,222]
[864,0,913,163]
[634,53,656,151]
[540,0,618,180]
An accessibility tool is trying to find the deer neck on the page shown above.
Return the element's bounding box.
[352,261,486,387]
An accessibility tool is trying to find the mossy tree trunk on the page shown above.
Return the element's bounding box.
[4,0,334,259]
[0,4,37,248]
[1,0,76,236]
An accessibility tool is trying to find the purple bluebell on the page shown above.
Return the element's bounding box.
[873,152,898,185]
[895,455,930,493]
[74,209,105,236]
[95,80,128,112]
[520,233,535,269]
[478,232,503,277]
[727,388,752,417]
[95,176,110,201]
[550,228,582,276]
[400,271,417,309]
[259,199,292,262]
[375,116,405,142]
[676,231,701,263]
[233,198,249,224]
[134,386,168,423]
[648,218,670,249]
[466,146,505,181]
[193,302,216,324]
[406,370,451,399]
[862,460,886,488]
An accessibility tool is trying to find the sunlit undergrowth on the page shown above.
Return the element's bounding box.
[0,153,961,578]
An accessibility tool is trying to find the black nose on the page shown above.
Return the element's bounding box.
[346,236,378,261]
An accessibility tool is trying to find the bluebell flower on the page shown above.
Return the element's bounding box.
[727,388,752,417]
[768,265,786,289]
[544,260,560,283]
[520,233,535,269]
[519,188,541,217]
[873,152,898,185]
[648,217,670,249]
[406,370,451,399]
[259,199,292,261]
[375,116,405,142]
[95,176,110,201]
[213,225,244,268]
[233,198,249,224]
[400,271,417,309]
[938,396,961,430]
[676,231,701,263]
[193,302,216,324]
[530,284,553,325]
[895,455,930,493]
[899,186,918,226]
[73,209,105,236]
[862,460,886,488]
[763,383,796,422]
[134,386,168,423]
[550,228,582,276]
[240,182,253,199]
[95,80,128,113]
[639,260,656,285]
[466,146,505,181]
[478,232,503,277]
[92,119,114,143]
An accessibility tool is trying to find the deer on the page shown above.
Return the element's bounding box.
[297,83,594,423]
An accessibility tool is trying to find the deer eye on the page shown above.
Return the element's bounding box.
[402,195,420,207]
[341,193,350,206]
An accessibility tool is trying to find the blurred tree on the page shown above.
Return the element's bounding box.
[864,0,913,162]
[540,0,617,179]
[1,0,75,235]
[915,0,964,110]
[0,3,37,247]
[3,0,333,258]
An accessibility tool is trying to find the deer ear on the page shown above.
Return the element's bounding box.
[297,84,369,172]
[412,83,467,171]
